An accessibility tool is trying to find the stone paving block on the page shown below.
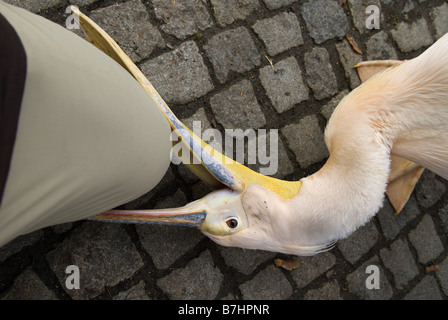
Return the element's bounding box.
[320,90,349,121]
[181,108,212,132]
[252,12,303,56]
[205,27,261,83]
[219,247,276,275]
[408,215,444,264]
[366,31,398,60]
[157,250,223,299]
[435,256,448,295]
[282,115,329,168]
[403,275,443,300]
[4,0,62,13]
[210,0,260,27]
[141,41,214,104]
[346,256,393,299]
[113,280,150,300]
[152,0,213,40]
[259,57,309,114]
[69,0,99,6]
[137,225,204,270]
[263,0,297,10]
[0,229,44,263]
[338,221,378,264]
[304,47,338,100]
[247,130,295,178]
[415,170,446,208]
[379,239,418,289]
[432,3,448,39]
[1,267,58,300]
[303,280,342,300]
[335,39,363,89]
[438,203,448,233]
[210,80,266,129]
[239,264,293,299]
[46,222,144,299]
[136,190,204,270]
[348,0,381,33]
[290,252,336,288]
[390,18,433,53]
[301,0,350,44]
[377,196,420,240]
[89,0,165,63]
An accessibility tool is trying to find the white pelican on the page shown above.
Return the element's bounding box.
[77,8,447,256]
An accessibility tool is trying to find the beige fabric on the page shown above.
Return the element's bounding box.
[0,2,171,245]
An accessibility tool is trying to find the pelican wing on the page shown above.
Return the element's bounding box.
[70,7,301,199]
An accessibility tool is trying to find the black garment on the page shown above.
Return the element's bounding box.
[0,12,27,205]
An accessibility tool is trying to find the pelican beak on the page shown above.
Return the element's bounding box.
[89,189,240,229]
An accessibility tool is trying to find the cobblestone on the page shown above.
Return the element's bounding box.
[210,0,259,27]
[89,0,165,63]
[304,47,338,100]
[377,195,421,240]
[415,170,446,208]
[1,0,447,302]
[366,31,398,60]
[404,276,443,300]
[303,280,342,300]
[239,264,293,299]
[46,222,144,299]
[259,57,308,114]
[346,256,393,299]
[151,0,213,40]
[290,252,336,288]
[141,41,214,104]
[379,239,419,290]
[4,0,61,13]
[157,250,223,299]
[282,115,329,168]
[335,39,363,89]
[205,27,261,83]
[301,0,350,44]
[252,12,303,56]
[432,3,448,40]
[408,215,444,264]
[390,18,433,53]
[262,0,297,10]
[348,0,381,33]
[210,80,266,129]
[338,221,378,264]
[1,267,58,300]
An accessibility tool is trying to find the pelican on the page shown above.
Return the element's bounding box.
[2,3,447,255]
[77,8,447,256]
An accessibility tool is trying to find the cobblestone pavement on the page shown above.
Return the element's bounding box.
[1,0,448,300]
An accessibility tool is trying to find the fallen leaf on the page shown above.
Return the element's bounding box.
[425,264,441,273]
[346,34,363,55]
[274,258,301,271]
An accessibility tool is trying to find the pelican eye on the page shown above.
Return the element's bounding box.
[225,218,238,229]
